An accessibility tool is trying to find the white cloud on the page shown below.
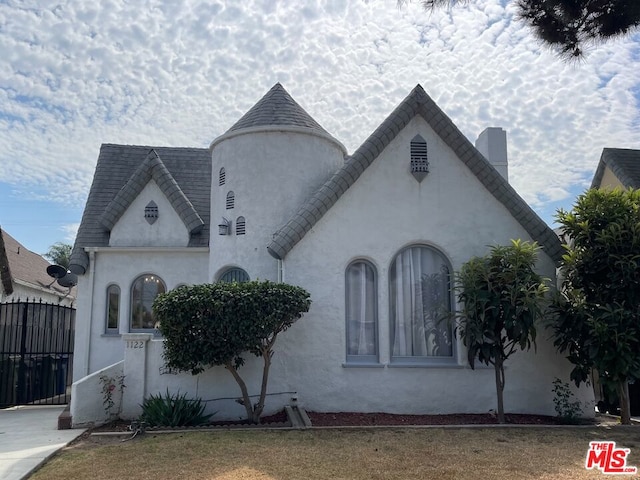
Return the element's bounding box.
[0,0,638,220]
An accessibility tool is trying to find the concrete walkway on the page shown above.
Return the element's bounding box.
[0,405,85,480]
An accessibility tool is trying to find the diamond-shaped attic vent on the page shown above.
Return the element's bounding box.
[145,201,158,224]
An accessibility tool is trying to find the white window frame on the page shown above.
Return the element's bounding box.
[389,245,455,365]
[345,259,379,364]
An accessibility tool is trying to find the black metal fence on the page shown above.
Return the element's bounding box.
[0,300,75,407]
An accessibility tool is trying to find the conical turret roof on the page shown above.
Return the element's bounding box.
[226,83,329,135]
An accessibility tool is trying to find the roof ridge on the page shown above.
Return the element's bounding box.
[267,85,563,263]
[98,150,204,233]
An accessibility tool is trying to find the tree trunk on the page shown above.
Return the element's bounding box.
[617,379,632,425]
[253,348,273,423]
[225,362,255,422]
[494,358,506,424]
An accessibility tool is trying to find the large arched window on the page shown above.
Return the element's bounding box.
[106,284,120,334]
[218,267,249,283]
[130,274,166,330]
[345,260,378,363]
[389,245,453,362]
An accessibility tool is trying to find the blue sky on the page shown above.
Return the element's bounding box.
[1,1,639,257]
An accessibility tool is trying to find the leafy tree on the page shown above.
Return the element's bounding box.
[153,280,311,423]
[401,0,640,59]
[455,240,549,423]
[553,188,640,425]
[43,242,72,268]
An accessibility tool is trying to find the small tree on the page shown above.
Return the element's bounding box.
[553,188,640,425]
[153,280,311,423]
[455,240,549,423]
[43,242,72,268]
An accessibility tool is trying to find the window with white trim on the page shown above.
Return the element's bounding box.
[106,284,120,334]
[389,245,453,362]
[219,167,226,186]
[130,274,166,330]
[226,191,235,209]
[345,260,378,363]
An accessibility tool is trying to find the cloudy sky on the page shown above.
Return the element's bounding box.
[1,0,639,257]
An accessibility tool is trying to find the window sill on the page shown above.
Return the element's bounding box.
[388,361,463,369]
[342,362,385,368]
[101,333,121,337]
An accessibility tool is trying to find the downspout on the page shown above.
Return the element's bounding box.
[277,258,285,283]
[83,250,96,377]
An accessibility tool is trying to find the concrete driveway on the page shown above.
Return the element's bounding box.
[0,405,85,480]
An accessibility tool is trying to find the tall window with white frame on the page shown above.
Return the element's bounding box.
[389,245,453,363]
[130,274,166,331]
[345,260,378,363]
[105,284,120,334]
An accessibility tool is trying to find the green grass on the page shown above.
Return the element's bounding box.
[32,427,640,480]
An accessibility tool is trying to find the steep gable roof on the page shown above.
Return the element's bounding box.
[226,83,330,136]
[591,148,640,189]
[267,85,563,263]
[70,145,211,274]
[0,228,69,297]
[99,150,204,233]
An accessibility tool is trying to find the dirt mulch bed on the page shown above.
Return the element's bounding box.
[306,411,592,426]
[91,409,289,433]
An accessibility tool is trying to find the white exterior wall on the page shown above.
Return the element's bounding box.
[72,181,209,383]
[72,247,209,382]
[209,130,344,282]
[72,116,594,423]
[274,116,592,416]
[109,180,190,247]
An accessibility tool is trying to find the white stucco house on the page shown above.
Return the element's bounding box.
[68,84,593,425]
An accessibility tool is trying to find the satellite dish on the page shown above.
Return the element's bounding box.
[57,272,78,288]
[46,264,68,279]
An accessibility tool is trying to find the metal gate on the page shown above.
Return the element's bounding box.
[0,300,75,407]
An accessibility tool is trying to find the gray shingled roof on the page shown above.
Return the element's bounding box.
[267,85,564,263]
[226,83,330,136]
[591,148,640,189]
[70,145,211,274]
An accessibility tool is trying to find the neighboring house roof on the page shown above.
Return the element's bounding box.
[226,83,330,136]
[267,84,564,263]
[69,145,211,274]
[0,227,71,298]
[591,148,640,189]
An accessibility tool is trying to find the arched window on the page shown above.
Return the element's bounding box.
[226,191,235,209]
[106,284,120,334]
[410,134,428,182]
[218,267,250,283]
[345,260,378,363]
[389,245,453,362]
[236,216,246,235]
[130,274,166,330]
[219,167,226,186]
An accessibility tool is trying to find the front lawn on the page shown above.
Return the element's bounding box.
[32,427,639,479]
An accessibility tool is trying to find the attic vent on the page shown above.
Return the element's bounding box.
[236,216,246,235]
[410,135,429,182]
[219,167,226,186]
[226,191,235,210]
[144,201,159,224]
